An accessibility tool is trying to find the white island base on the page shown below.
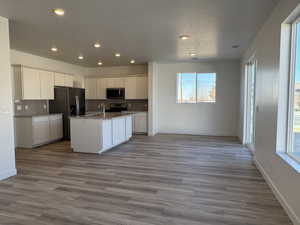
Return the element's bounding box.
[70,114,133,154]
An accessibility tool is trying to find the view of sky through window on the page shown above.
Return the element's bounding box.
[177,73,216,103]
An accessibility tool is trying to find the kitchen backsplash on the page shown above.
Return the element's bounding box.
[14,99,148,116]
[14,100,49,116]
[86,99,148,112]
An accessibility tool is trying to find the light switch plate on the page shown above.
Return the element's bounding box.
[43,104,47,109]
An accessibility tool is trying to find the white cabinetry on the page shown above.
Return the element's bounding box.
[85,76,148,100]
[133,112,148,134]
[85,78,98,99]
[96,78,107,99]
[125,116,133,139]
[15,114,63,148]
[32,116,50,145]
[40,70,54,100]
[136,77,148,99]
[112,117,126,145]
[106,78,124,88]
[54,73,74,87]
[49,114,63,141]
[13,65,55,100]
[22,67,41,100]
[125,76,148,99]
[71,115,133,154]
[125,77,137,99]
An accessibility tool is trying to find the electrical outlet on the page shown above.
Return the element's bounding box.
[16,105,22,111]
[43,104,47,110]
[25,105,29,110]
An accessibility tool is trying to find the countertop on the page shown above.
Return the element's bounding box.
[15,113,63,118]
[70,112,134,120]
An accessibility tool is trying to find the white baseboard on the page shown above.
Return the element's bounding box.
[254,157,300,225]
[246,143,255,155]
[0,168,17,181]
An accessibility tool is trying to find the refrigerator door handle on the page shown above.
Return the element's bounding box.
[75,96,80,116]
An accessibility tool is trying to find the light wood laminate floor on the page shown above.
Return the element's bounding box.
[0,135,293,225]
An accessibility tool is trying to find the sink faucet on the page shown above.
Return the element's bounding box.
[101,104,106,116]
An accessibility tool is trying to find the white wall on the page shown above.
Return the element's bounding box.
[148,62,159,136]
[239,0,300,224]
[0,17,16,180]
[10,49,88,88]
[155,60,240,136]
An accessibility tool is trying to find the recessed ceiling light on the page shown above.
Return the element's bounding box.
[94,42,101,48]
[190,53,196,57]
[130,60,135,64]
[78,55,84,60]
[97,61,103,66]
[53,8,65,16]
[179,35,190,40]
[232,45,240,49]
[51,47,58,52]
[115,53,121,57]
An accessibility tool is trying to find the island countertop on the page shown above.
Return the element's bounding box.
[70,112,134,120]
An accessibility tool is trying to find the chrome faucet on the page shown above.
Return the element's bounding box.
[101,104,106,116]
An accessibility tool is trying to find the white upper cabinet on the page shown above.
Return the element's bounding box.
[54,73,65,86]
[85,78,98,99]
[22,67,41,100]
[84,75,147,100]
[125,77,137,99]
[136,77,148,99]
[13,65,76,100]
[106,78,125,88]
[96,78,107,99]
[40,70,54,100]
[13,65,55,100]
[125,76,148,99]
[54,73,74,87]
[64,75,74,87]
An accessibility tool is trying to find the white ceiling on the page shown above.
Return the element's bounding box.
[0,0,279,67]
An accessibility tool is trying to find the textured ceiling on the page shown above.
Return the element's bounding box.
[0,0,279,67]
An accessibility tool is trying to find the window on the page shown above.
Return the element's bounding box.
[244,60,257,148]
[287,18,300,164]
[177,73,216,103]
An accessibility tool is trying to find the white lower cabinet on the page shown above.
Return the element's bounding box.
[125,116,133,139]
[112,117,126,145]
[32,116,51,145]
[70,115,133,154]
[15,114,63,148]
[133,112,148,134]
[49,115,63,141]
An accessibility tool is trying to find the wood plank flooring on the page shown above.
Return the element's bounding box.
[0,134,293,225]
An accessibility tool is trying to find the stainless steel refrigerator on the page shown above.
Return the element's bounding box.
[49,87,85,140]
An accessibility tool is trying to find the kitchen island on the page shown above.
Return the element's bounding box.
[70,113,133,154]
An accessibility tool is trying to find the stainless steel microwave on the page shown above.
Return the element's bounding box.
[106,88,125,99]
